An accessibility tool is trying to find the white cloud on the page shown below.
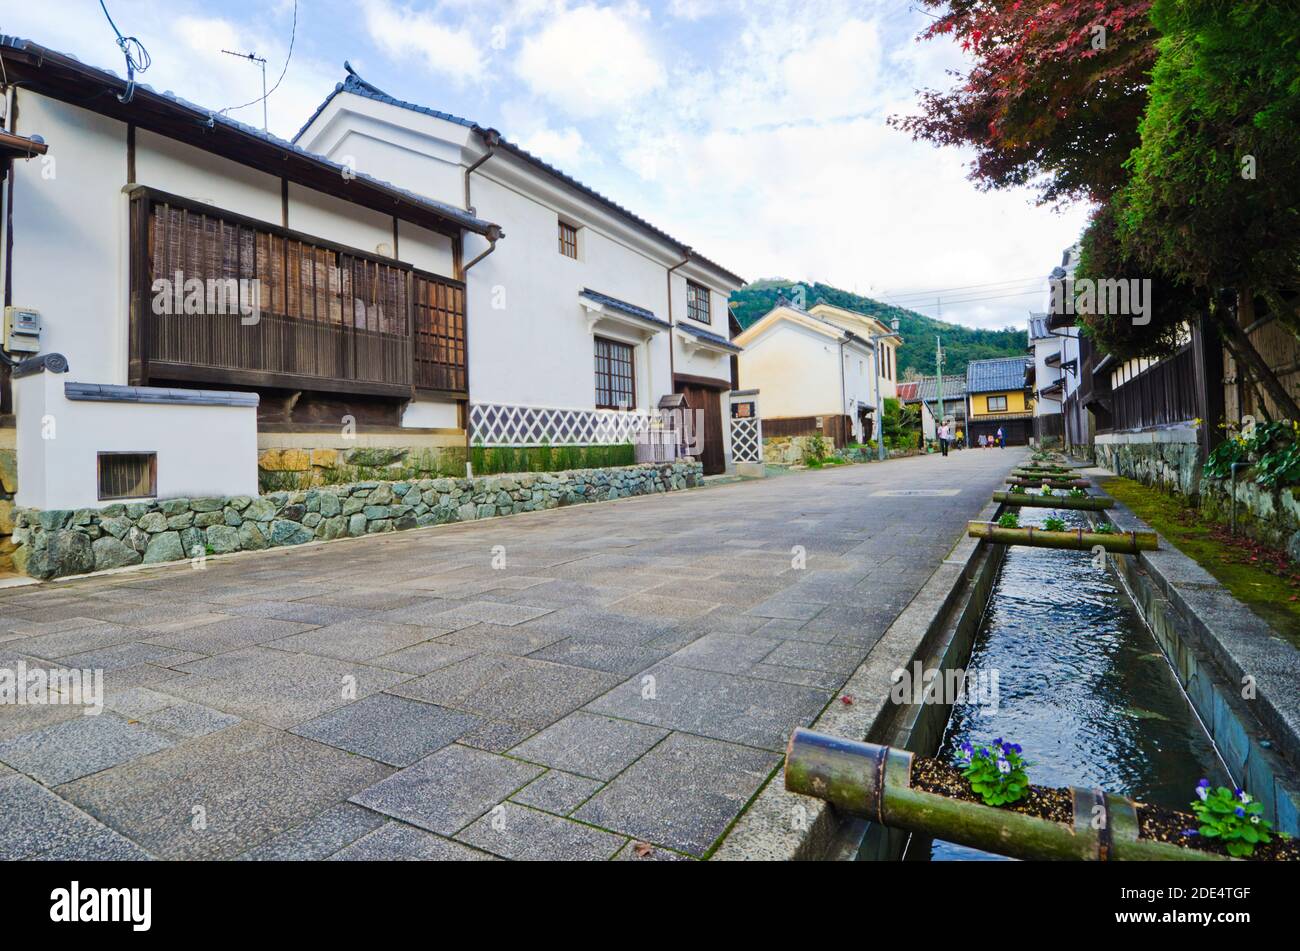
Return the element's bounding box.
[515,4,665,118]
[361,0,483,84]
[517,125,587,166]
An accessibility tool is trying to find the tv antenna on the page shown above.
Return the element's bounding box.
[221,49,269,131]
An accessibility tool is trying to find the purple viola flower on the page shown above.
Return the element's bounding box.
[1235,806,1246,818]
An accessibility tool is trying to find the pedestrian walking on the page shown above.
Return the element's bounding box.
[997,426,1006,449]
[938,422,950,456]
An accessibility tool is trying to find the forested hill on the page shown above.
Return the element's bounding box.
[729,280,1028,378]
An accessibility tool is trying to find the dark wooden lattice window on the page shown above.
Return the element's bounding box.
[686,280,711,324]
[594,336,635,409]
[412,271,467,394]
[135,191,413,392]
[98,452,157,501]
[558,220,579,259]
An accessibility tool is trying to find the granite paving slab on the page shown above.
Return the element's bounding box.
[0,714,176,785]
[291,694,481,766]
[584,663,832,751]
[388,653,620,730]
[510,711,669,781]
[329,821,494,860]
[509,770,603,816]
[456,801,624,860]
[573,732,778,856]
[349,743,542,835]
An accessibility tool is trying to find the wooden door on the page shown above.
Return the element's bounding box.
[679,385,726,475]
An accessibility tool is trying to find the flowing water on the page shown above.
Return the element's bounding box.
[919,506,1231,861]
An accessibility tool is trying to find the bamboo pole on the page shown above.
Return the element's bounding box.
[1006,477,1091,489]
[993,491,1114,510]
[1012,468,1074,478]
[784,730,1231,862]
[968,520,1157,552]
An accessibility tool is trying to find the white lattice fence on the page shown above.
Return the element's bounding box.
[730,417,761,464]
[469,402,655,447]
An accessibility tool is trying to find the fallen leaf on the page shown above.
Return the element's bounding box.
[632,841,654,858]
[840,695,854,705]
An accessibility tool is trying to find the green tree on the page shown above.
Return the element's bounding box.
[1114,0,1300,418]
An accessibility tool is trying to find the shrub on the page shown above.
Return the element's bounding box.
[1190,780,1275,857]
[956,739,1030,807]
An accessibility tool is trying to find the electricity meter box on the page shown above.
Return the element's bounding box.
[3,306,41,354]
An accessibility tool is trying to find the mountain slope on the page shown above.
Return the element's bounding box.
[730,280,1028,378]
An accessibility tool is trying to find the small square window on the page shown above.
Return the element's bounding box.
[558,220,579,259]
[98,452,157,501]
[686,281,711,324]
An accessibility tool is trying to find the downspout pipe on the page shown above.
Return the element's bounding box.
[785,730,1233,862]
[464,128,500,216]
[666,253,690,386]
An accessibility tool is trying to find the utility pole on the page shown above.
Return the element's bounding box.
[221,49,269,132]
[935,335,944,446]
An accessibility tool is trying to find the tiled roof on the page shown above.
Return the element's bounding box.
[299,65,745,287]
[0,37,499,238]
[967,356,1029,394]
[1028,313,1052,341]
[676,321,743,353]
[896,381,920,401]
[580,289,670,330]
[907,374,967,402]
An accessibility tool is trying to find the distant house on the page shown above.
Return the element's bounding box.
[966,356,1033,445]
[733,300,878,446]
[901,374,967,442]
[895,382,933,439]
[1028,313,1065,445]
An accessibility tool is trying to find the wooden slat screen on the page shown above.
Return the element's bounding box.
[142,197,416,391]
[1109,345,1198,432]
[412,272,467,393]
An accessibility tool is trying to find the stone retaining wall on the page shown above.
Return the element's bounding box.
[258,445,463,491]
[1094,431,1300,556]
[12,461,703,581]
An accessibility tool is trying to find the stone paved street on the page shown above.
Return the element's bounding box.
[0,448,1023,860]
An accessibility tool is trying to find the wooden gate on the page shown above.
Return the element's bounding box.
[678,384,725,475]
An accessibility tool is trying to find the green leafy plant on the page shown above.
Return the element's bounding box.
[1043,516,1067,532]
[1204,421,1300,488]
[1068,487,1087,498]
[1094,522,1115,535]
[1189,780,1274,857]
[956,739,1030,807]
[997,511,1020,529]
[803,433,830,465]
[1039,485,1055,497]
[1009,483,1027,495]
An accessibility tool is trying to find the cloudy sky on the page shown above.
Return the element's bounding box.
[9,0,1093,329]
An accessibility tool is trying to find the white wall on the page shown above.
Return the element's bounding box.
[737,321,844,419]
[10,93,127,386]
[402,398,460,429]
[15,374,258,510]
